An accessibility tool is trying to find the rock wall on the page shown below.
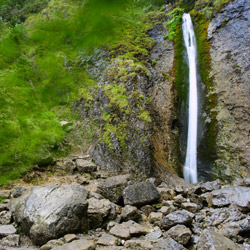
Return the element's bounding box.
[208,0,250,179]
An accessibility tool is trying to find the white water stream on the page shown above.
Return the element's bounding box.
[182,13,198,183]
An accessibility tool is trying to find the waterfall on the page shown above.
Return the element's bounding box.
[182,13,198,183]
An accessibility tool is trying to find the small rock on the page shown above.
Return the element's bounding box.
[12,186,27,198]
[97,174,131,203]
[157,187,176,200]
[63,234,78,243]
[167,225,192,245]
[109,224,130,239]
[123,220,150,236]
[0,191,10,198]
[148,212,163,226]
[0,211,11,225]
[75,159,97,173]
[239,217,250,233]
[161,210,194,230]
[243,176,250,187]
[123,182,160,207]
[97,233,119,246]
[40,240,64,250]
[200,179,222,193]
[196,230,244,250]
[160,206,175,215]
[173,194,187,207]
[0,234,19,247]
[51,239,95,250]
[154,237,187,250]
[121,205,141,222]
[107,221,118,231]
[0,225,16,238]
[181,202,199,213]
[140,205,156,216]
[124,239,153,249]
[0,204,8,212]
[145,226,162,241]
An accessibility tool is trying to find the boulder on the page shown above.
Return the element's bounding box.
[167,225,192,245]
[161,210,194,230]
[97,174,131,203]
[208,187,250,211]
[145,226,162,241]
[154,237,187,250]
[0,225,16,238]
[9,185,88,246]
[121,205,141,222]
[123,182,160,207]
[75,159,97,173]
[181,202,199,213]
[109,224,130,239]
[51,239,95,250]
[196,230,244,250]
[148,212,163,226]
[12,186,27,198]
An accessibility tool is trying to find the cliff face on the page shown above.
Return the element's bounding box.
[208,0,250,179]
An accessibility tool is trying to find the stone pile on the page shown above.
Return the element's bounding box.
[0,172,250,250]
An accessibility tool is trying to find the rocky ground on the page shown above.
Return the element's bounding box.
[0,155,250,250]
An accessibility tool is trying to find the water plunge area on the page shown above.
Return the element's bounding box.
[180,14,211,183]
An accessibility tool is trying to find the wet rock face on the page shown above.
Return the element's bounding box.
[208,0,250,179]
[9,186,88,246]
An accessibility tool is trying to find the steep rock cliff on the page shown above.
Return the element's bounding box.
[208,0,250,179]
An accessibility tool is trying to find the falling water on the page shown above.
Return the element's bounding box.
[182,13,198,183]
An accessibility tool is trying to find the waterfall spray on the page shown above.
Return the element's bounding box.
[182,13,198,183]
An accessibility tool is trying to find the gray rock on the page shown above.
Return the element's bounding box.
[160,205,176,215]
[124,239,153,249]
[145,226,162,241]
[161,210,194,230]
[9,185,88,246]
[123,220,150,236]
[0,234,19,247]
[121,205,141,222]
[239,217,250,233]
[109,224,130,239]
[123,182,160,207]
[167,225,192,245]
[181,202,199,213]
[51,239,95,250]
[96,247,126,250]
[87,197,115,229]
[243,176,250,187]
[0,225,16,238]
[97,174,130,203]
[97,233,119,246]
[140,205,156,216]
[75,159,97,173]
[208,187,250,211]
[0,211,11,225]
[154,237,187,250]
[40,240,64,250]
[196,230,244,250]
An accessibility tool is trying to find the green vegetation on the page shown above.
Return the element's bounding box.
[0,0,165,186]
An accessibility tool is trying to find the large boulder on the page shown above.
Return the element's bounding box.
[97,174,131,203]
[123,181,160,207]
[196,230,244,250]
[208,187,250,211]
[9,185,88,246]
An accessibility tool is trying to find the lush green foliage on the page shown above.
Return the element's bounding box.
[0,0,164,186]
